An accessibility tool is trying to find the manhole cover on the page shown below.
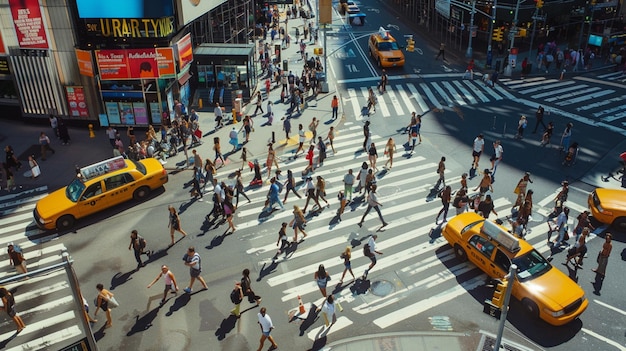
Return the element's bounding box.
[370,280,394,297]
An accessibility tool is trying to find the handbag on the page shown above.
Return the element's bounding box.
[513,185,520,195]
[32,165,41,177]
[107,296,120,308]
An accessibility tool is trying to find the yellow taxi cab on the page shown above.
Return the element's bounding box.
[34,156,168,230]
[588,188,626,231]
[441,212,588,326]
[368,27,405,68]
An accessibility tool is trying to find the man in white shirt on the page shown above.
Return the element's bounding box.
[490,140,503,180]
[214,103,224,129]
[472,134,484,169]
[256,307,278,351]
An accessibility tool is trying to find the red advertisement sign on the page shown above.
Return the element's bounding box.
[96,49,130,80]
[0,31,6,54]
[176,33,193,71]
[9,0,49,49]
[127,48,159,78]
[65,86,90,118]
[155,47,175,77]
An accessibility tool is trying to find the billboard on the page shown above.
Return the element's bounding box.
[75,49,94,77]
[0,31,5,54]
[176,33,193,72]
[76,0,174,19]
[96,48,176,80]
[83,17,175,39]
[9,0,49,49]
[180,0,227,25]
[65,86,90,118]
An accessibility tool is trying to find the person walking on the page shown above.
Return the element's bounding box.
[452,188,469,215]
[283,116,292,141]
[463,59,475,79]
[308,117,319,141]
[384,138,396,169]
[366,88,377,115]
[266,144,280,179]
[380,69,388,93]
[408,120,420,153]
[472,134,484,169]
[274,222,290,259]
[295,124,306,157]
[49,114,59,138]
[362,121,370,151]
[147,265,179,306]
[230,282,244,317]
[183,246,208,293]
[316,175,329,207]
[339,246,355,283]
[302,176,321,212]
[106,127,118,147]
[213,137,225,167]
[474,169,493,195]
[228,128,239,152]
[435,42,446,61]
[477,194,498,219]
[532,106,546,133]
[94,283,114,328]
[560,122,573,152]
[234,170,251,206]
[28,155,40,179]
[319,295,337,327]
[290,205,308,241]
[241,115,254,143]
[436,156,446,190]
[168,206,188,246]
[513,172,533,210]
[314,264,331,297]
[282,169,302,203]
[514,115,528,139]
[357,184,388,227]
[224,196,237,233]
[331,95,339,119]
[0,287,26,332]
[362,234,382,279]
[551,207,570,247]
[253,91,264,115]
[39,132,55,161]
[256,307,278,351]
[128,230,151,268]
[368,142,379,172]
[241,268,262,305]
[7,243,27,274]
[435,185,452,224]
[325,126,336,154]
[490,140,503,180]
[356,162,368,194]
[214,103,224,129]
[343,169,355,201]
[592,233,612,276]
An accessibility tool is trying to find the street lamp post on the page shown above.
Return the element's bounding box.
[494,264,517,351]
[503,0,522,76]
[486,0,498,68]
[465,0,477,58]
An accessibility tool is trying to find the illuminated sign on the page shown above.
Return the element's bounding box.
[9,0,49,49]
[65,86,90,118]
[75,49,94,77]
[80,156,127,180]
[84,17,175,39]
[76,0,174,19]
[180,0,227,25]
[0,57,9,76]
[96,48,175,80]
[176,33,193,72]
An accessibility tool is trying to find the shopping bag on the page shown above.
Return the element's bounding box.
[107,296,120,308]
[31,165,41,178]
[194,129,202,138]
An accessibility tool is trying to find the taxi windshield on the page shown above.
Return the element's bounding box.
[66,178,86,202]
[512,249,551,282]
[378,41,400,51]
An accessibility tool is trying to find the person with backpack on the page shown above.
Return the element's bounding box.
[147,265,179,306]
[230,282,244,317]
[129,230,151,268]
[362,234,382,280]
[183,246,208,294]
[7,243,27,274]
[0,286,26,332]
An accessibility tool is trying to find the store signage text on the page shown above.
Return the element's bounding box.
[85,17,175,38]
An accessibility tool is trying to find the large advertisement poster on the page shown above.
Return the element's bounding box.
[65,86,90,118]
[133,103,148,125]
[150,102,162,124]
[76,0,174,19]
[180,0,226,25]
[9,0,49,49]
[176,33,193,72]
[105,102,122,124]
[119,102,135,125]
[96,48,176,80]
[75,49,94,77]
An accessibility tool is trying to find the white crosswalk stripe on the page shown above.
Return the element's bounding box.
[501,76,626,129]
[343,80,509,119]
[214,123,594,338]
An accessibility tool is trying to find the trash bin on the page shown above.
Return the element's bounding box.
[282,59,288,72]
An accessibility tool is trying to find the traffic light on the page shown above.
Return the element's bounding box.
[535,0,543,8]
[491,281,508,309]
[492,28,503,42]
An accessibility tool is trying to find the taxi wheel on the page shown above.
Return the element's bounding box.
[133,186,151,201]
[612,217,626,231]
[56,215,75,231]
[522,299,539,319]
[453,244,467,262]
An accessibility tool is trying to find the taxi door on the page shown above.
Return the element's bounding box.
[77,181,109,217]
[103,173,135,205]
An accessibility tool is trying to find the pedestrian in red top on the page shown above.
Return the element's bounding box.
[463,59,474,80]
[331,95,339,119]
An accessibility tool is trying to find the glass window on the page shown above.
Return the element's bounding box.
[469,235,495,259]
[66,178,86,202]
[104,173,134,191]
[81,182,103,200]
[494,250,511,272]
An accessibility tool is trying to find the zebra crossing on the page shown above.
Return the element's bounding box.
[343,79,513,120]
[226,122,595,339]
[501,73,626,127]
[0,187,85,350]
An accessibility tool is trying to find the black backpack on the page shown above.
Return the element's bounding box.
[230,289,242,304]
[363,244,371,257]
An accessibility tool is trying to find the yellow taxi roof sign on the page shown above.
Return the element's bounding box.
[79,156,128,181]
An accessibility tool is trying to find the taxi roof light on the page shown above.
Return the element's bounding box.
[378,27,391,40]
[79,156,128,181]
[481,220,520,252]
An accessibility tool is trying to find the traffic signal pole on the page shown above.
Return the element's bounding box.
[503,0,522,76]
[486,0,498,68]
[465,0,477,58]
[494,264,517,351]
